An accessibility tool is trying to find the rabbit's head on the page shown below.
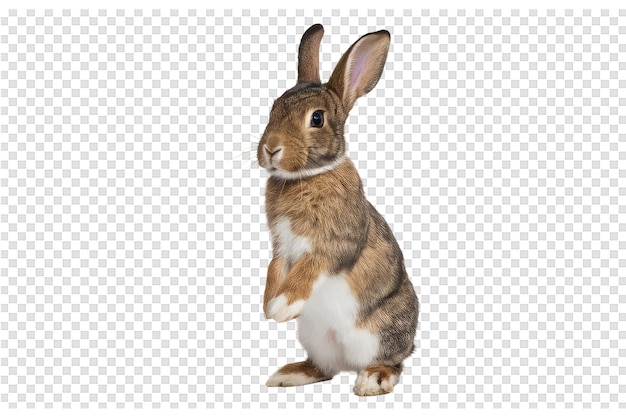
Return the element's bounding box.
[258,24,391,180]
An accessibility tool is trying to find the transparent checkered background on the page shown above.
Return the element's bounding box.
[1,8,625,410]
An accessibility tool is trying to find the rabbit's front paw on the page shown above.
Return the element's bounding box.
[266,294,305,322]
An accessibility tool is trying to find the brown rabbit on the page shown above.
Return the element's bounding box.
[257,24,419,396]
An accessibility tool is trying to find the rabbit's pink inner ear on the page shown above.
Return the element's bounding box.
[340,31,390,110]
[348,53,374,96]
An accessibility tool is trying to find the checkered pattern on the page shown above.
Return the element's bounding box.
[1,8,625,410]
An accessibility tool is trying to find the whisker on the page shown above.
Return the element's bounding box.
[233,149,255,161]
[233,137,262,172]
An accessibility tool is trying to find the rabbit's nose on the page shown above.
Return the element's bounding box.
[263,145,283,160]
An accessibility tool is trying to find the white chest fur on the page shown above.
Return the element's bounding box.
[271,217,312,271]
[297,274,379,375]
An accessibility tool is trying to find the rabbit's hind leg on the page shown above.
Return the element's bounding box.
[353,364,402,396]
[265,359,334,387]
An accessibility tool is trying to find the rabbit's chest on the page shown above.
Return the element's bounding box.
[270,216,312,271]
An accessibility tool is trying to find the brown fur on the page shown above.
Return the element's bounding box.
[259,25,419,395]
[360,364,403,383]
[270,254,327,304]
[263,257,284,315]
[298,24,325,84]
[275,359,332,382]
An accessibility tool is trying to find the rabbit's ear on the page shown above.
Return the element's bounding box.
[298,24,325,84]
[327,30,390,112]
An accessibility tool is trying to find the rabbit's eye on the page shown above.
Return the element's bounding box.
[310,111,324,128]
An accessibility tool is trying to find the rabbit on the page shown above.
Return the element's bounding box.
[257,24,419,396]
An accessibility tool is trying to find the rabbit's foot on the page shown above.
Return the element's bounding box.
[353,365,402,396]
[266,359,333,387]
[266,294,305,322]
